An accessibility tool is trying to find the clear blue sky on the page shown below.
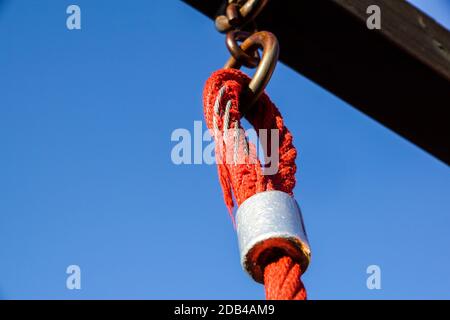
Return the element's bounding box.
[0,0,449,299]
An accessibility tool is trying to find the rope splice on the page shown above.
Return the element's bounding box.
[203,69,310,300]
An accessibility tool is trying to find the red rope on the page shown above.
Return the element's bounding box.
[203,69,306,300]
[264,256,307,300]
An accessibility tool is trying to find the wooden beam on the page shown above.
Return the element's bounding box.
[182,0,450,164]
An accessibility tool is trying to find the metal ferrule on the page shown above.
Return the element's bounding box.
[235,190,311,283]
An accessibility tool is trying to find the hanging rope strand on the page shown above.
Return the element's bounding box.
[264,256,307,300]
[203,68,306,300]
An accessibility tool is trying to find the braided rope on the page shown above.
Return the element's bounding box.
[203,69,307,300]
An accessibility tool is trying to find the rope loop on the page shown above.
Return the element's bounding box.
[203,68,306,300]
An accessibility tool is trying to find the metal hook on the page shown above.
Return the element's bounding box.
[224,31,279,113]
[226,30,261,68]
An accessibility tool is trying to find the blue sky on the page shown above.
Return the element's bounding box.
[0,0,449,299]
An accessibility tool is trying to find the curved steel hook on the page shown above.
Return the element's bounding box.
[226,30,261,68]
[224,31,279,113]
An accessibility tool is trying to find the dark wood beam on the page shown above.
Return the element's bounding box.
[182,0,450,165]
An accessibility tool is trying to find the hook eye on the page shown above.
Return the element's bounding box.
[224,31,279,113]
[226,30,261,68]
